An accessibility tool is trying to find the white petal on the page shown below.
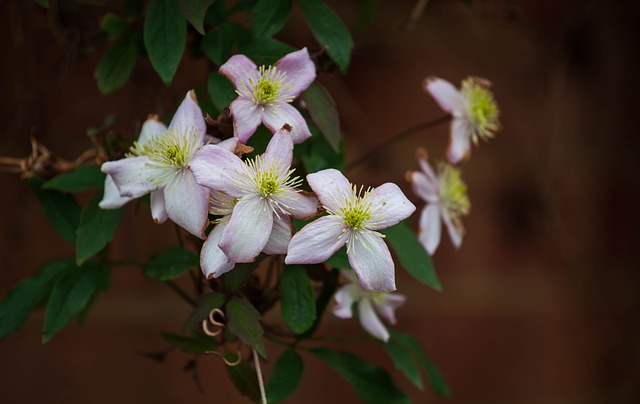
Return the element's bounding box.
[419,204,442,255]
[417,150,438,184]
[263,214,292,255]
[273,188,321,220]
[447,118,471,164]
[348,231,395,292]
[150,190,168,224]
[190,144,249,197]
[219,54,258,89]
[285,215,348,265]
[410,171,439,204]
[101,156,160,198]
[261,102,312,144]
[216,137,240,152]
[358,299,389,342]
[219,197,273,263]
[306,169,352,213]
[168,90,206,144]
[138,117,167,146]
[424,77,463,114]
[163,170,209,239]
[274,48,316,99]
[442,210,463,249]
[374,293,406,325]
[263,127,294,170]
[201,222,235,279]
[332,283,361,319]
[363,183,416,231]
[99,175,133,209]
[230,98,262,143]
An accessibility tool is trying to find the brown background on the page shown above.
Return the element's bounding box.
[1,0,639,403]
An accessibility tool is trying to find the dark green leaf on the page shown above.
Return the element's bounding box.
[0,260,74,340]
[266,349,304,403]
[144,0,186,85]
[43,165,106,193]
[76,192,123,266]
[355,0,378,36]
[382,221,441,291]
[298,268,338,339]
[208,72,237,114]
[42,263,102,342]
[301,82,341,152]
[389,330,451,397]
[100,13,129,40]
[181,291,226,332]
[144,248,199,281]
[225,352,261,402]
[94,37,138,94]
[325,247,350,269]
[299,0,354,74]
[250,0,292,39]
[201,22,236,66]
[204,0,228,26]
[280,265,316,334]
[222,262,256,292]
[77,264,111,325]
[179,0,214,35]
[299,122,344,173]
[162,331,217,353]
[30,178,82,244]
[311,348,410,404]
[226,297,266,358]
[238,37,296,66]
[381,340,423,390]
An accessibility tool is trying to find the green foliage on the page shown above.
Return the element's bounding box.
[280,265,316,334]
[30,178,82,245]
[301,82,341,153]
[382,221,442,291]
[311,348,410,404]
[162,331,217,353]
[238,38,296,66]
[355,0,379,36]
[225,297,266,358]
[144,0,186,85]
[325,247,350,269]
[181,291,226,332]
[299,0,354,74]
[225,352,261,402]
[296,122,345,173]
[208,71,237,113]
[43,165,106,193]
[298,268,338,339]
[382,340,424,390]
[76,192,123,265]
[222,262,256,292]
[95,36,138,94]
[266,349,304,403]
[201,22,237,66]
[144,248,199,281]
[100,13,129,40]
[250,0,292,39]
[179,0,214,35]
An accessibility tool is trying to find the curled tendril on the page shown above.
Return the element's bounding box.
[205,349,243,367]
[202,308,226,337]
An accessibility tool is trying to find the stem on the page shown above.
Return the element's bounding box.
[345,115,450,172]
[253,349,267,404]
[166,280,197,306]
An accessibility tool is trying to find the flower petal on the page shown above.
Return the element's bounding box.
[419,204,442,255]
[216,137,240,152]
[364,183,416,231]
[263,214,292,255]
[442,210,463,249]
[230,98,262,142]
[163,171,209,239]
[150,190,168,224]
[424,76,463,114]
[409,171,439,204]
[138,117,167,146]
[306,169,352,213]
[219,54,258,89]
[374,293,406,325]
[262,102,312,144]
[101,156,160,198]
[417,149,438,184]
[273,188,321,219]
[168,90,206,144]
[264,127,294,169]
[285,215,347,264]
[348,231,395,292]
[358,299,389,342]
[332,283,361,319]
[447,118,471,164]
[99,175,133,209]
[201,222,235,279]
[219,197,273,262]
[190,144,249,197]
[274,48,316,98]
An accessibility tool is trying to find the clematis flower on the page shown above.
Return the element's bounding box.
[406,148,470,255]
[285,169,416,292]
[101,91,211,239]
[189,125,321,263]
[424,76,500,164]
[220,48,316,144]
[333,270,406,342]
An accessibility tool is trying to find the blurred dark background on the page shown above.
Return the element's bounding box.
[1,0,639,402]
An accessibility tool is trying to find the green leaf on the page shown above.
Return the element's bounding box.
[311,348,410,404]
[0,260,74,340]
[299,0,354,74]
[144,0,186,85]
[77,264,110,325]
[144,248,199,281]
[225,352,261,402]
[100,12,129,40]
[381,340,423,390]
[298,122,344,173]
[301,82,341,152]
[266,349,304,403]
[238,37,296,66]
[43,165,106,193]
[201,22,236,66]
[94,37,138,94]
[204,0,228,26]
[181,291,226,332]
[30,178,82,244]
[298,268,338,339]
[325,247,350,269]
[42,263,102,342]
[222,262,256,292]
[280,265,316,334]
[389,330,451,397]
[76,192,123,266]
[162,331,217,353]
[179,0,214,35]
[382,221,441,291]
[355,0,378,36]
[208,72,237,113]
[250,0,292,39]
[226,297,266,358]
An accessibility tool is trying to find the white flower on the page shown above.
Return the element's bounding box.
[333,270,406,342]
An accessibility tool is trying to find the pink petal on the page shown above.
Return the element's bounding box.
[274,48,316,98]
[263,214,292,255]
[190,144,249,197]
[447,118,471,164]
[424,77,463,114]
[230,98,262,142]
[442,210,463,249]
[262,102,312,144]
[163,171,209,239]
[216,137,240,152]
[264,127,294,169]
[273,188,321,220]
[348,231,395,292]
[332,283,361,319]
[306,169,352,213]
[219,197,273,262]
[363,183,416,231]
[150,190,168,224]
[99,175,133,209]
[101,156,160,198]
[358,299,389,342]
[138,117,167,146]
[219,54,258,89]
[168,90,206,144]
[417,149,438,185]
[419,204,442,255]
[410,171,439,204]
[374,293,406,325]
[285,215,348,265]
[201,222,235,279]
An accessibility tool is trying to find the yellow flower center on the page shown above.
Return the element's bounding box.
[242,65,294,106]
[438,163,470,220]
[462,78,500,142]
[338,186,374,230]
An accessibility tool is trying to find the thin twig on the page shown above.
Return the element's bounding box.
[253,349,267,404]
[166,280,197,306]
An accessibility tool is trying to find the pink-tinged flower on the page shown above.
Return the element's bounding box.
[407,148,470,255]
[220,48,316,144]
[424,76,500,164]
[285,169,416,292]
[333,270,406,342]
[101,91,211,239]
[189,126,321,263]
